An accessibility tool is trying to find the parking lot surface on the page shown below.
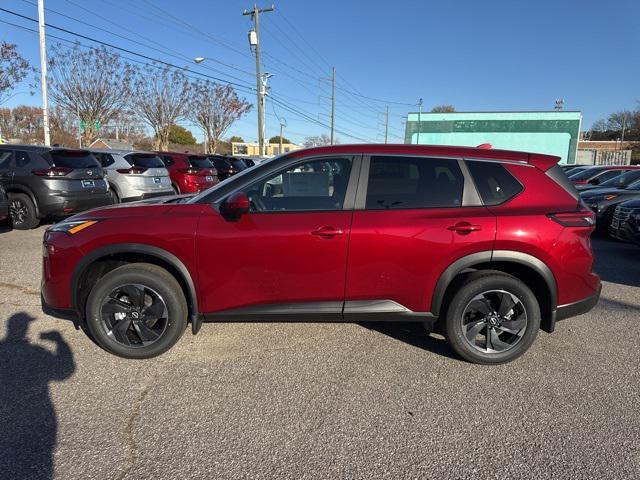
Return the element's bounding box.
[1,225,639,480]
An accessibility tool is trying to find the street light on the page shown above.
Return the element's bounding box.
[193,57,206,64]
[417,98,423,145]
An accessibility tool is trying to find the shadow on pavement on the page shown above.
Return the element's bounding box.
[0,312,75,480]
[592,236,640,288]
[358,321,460,361]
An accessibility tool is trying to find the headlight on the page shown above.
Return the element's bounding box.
[48,219,99,235]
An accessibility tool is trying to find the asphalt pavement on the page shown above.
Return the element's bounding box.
[0,225,638,479]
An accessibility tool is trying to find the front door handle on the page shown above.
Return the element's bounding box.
[447,222,482,234]
[311,226,344,238]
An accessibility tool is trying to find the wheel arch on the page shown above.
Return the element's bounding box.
[432,250,557,332]
[71,243,201,333]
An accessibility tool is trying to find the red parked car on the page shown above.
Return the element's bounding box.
[156,151,219,194]
[42,144,601,364]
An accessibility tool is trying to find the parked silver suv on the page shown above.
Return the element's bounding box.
[90,149,173,203]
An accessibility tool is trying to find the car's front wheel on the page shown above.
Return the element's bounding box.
[85,263,188,359]
[444,272,540,364]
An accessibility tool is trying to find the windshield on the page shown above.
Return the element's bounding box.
[567,167,592,178]
[187,152,288,204]
[627,180,640,191]
[599,170,640,188]
[569,168,605,181]
[126,153,165,168]
[188,156,214,169]
[45,150,100,168]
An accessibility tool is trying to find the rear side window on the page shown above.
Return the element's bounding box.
[126,154,165,168]
[45,150,98,168]
[466,161,523,206]
[162,155,175,167]
[545,165,579,200]
[98,153,115,167]
[15,151,31,167]
[188,156,213,169]
[366,156,464,209]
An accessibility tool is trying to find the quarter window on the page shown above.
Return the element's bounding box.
[0,151,12,168]
[466,161,523,206]
[15,151,30,168]
[365,156,464,209]
[245,157,352,212]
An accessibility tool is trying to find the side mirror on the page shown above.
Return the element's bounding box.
[220,191,250,220]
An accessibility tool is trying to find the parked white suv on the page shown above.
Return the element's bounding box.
[90,149,173,203]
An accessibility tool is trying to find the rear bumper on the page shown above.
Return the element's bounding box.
[38,191,113,218]
[552,284,601,326]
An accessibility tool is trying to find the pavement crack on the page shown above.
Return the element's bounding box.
[116,381,155,480]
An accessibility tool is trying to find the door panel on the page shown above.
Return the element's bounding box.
[196,210,352,314]
[345,207,496,313]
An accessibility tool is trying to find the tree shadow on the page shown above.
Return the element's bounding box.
[0,312,75,480]
[592,237,640,288]
[358,321,461,361]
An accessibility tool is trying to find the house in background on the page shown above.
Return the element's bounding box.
[231,141,302,157]
[89,138,134,150]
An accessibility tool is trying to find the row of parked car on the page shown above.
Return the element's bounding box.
[561,164,640,246]
[0,144,259,230]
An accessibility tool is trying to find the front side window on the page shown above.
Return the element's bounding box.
[245,157,352,212]
[0,151,13,169]
[15,151,31,168]
[466,161,523,206]
[365,156,464,209]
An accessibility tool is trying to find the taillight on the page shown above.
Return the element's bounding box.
[177,168,200,175]
[32,167,72,177]
[116,167,147,174]
[548,208,596,228]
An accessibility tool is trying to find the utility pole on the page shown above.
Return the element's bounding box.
[243,4,274,157]
[330,67,336,145]
[37,0,51,146]
[279,118,286,154]
[384,105,389,144]
[416,98,423,145]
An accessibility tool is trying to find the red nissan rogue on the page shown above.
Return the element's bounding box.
[42,144,601,364]
[156,151,219,194]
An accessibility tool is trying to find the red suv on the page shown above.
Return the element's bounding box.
[42,144,601,364]
[156,151,219,194]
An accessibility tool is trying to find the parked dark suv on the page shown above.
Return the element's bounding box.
[42,144,600,364]
[207,155,247,181]
[0,145,112,229]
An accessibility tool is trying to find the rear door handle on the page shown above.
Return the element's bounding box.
[311,226,344,238]
[447,222,482,234]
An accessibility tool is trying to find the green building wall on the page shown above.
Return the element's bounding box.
[405,111,582,164]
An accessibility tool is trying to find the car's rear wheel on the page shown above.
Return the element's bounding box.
[85,263,188,359]
[8,193,40,230]
[108,186,120,204]
[444,272,540,365]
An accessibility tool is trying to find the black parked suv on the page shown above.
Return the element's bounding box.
[0,145,112,229]
[207,155,247,181]
[580,180,640,230]
[609,199,640,246]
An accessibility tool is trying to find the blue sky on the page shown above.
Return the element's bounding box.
[2,0,639,144]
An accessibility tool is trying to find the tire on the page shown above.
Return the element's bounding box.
[108,186,120,204]
[85,263,188,359]
[8,193,40,230]
[443,272,540,365]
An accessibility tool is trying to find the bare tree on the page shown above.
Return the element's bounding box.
[48,44,135,145]
[431,105,456,113]
[189,80,251,154]
[303,134,334,147]
[131,64,191,150]
[0,42,34,105]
